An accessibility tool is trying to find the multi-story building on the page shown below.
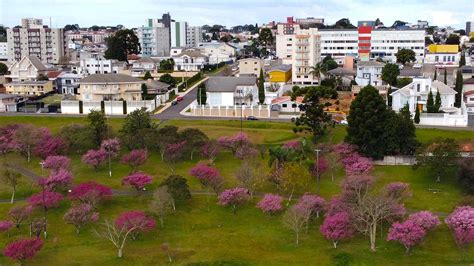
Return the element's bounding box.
[186,26,203,47]
[238,58,264,76]
[296,17,325,25]
[0,42,7,61]
[137,20,170,57]
[355,61,385,86]
[172,49,209,71]
[7,19,65,64]
[21,18,43,29]
[5,80,53,97]
[276,21,425,64]
[278,17,298,35]
[73,58,125,76]
[466,21,473,35]
[78,74,144,101]
[57,72,81,95]
[424,44,460,66]
[65,30,112,44]
[292,28,321,85]
[170,21,188,48]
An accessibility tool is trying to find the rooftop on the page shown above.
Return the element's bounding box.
[357,61,385,67]
[206,76,256,92]
[79,74,143,84]
[268,64,292,72]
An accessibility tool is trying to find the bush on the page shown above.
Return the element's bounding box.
[332,252,352,266]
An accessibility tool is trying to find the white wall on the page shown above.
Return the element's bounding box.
[419,113,468,127]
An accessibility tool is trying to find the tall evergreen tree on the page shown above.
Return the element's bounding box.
[387,86,392,107]
[454,70,463,107]
[414,106,420,124]
[459,52,466,67]
[434,69,437,81]
[104,29,141,63]
[258,68,265,104]
[426,90,435,113]
[143,71,152,80]
[434,90,441,112]
[443,68,447,85]
[87,110,108,147]
[141,84,148,99]
[384,104,418,155]
[346,85,389,159]
[197,83,207,105]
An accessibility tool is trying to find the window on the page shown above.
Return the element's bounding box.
[282,104,287,107]
[417,84,420,92]
[292,104,297,108]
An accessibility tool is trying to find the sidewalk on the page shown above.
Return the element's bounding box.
[154,77,208,115]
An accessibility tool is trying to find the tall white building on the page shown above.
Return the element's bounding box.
[291,28,321,85]
[170,21,188,47]
[137,19,170,57]
[21,18,43,29]
[7,19,65,64]
[0,42,7,61]
[186,26,202,47]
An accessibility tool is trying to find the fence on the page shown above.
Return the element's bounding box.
[419,113,468,127]
[188,102,273,118]
[374,156,416,165]
[61,99,157,115]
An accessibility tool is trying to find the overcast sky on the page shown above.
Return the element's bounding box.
[1,0,473,29]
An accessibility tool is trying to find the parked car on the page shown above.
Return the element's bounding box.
[171,100,178,106]
[176,96,184,102]
[247,116,258,120]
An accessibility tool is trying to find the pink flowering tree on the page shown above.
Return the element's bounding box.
[8,205,33,229]
[33,129,65,159]
[115,210,156,240]
[296,193,326,219]
[256,193,285,214]
[100,138,121,158]
[320,212,354,248]
[201,140,221,163]
[163,141,187,172]
[27,191,63,211]
[282,140,302,150]
[121,149,148,173]
[189,163,223,195]
[0,220,14,236]
[326,196,350,216]
[13,124,42,162]
[3,238,43,264]
[82,149,107,171]
[218,132,257,160]
[122,172,153,192]
[42,155,71,173]
[218,187,250,214]
[333,143,357,157]
[383,182,412,202]
[63,204,99,234]
[312,157,329,193]
[38,169,74,192]
[407,211,440,232]
[341,153,373,176]
[69,182,113,208]
[445,206,474,253]
[387,220,427,253]
[0,124,19,155]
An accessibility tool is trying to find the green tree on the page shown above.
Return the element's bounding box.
[120,108,158,150]
[159,175,191,203]
[445,34,460,45]
[434,90,441,112]
[36,74,49,81]
[141,84,148,99]
[395,49,416,65]
[0,62,8,75]
[294,86,332,142]
[159,74,176,87]
[346,85,389,159]
[459,52,466,67]
[258,28,274,48]
[197,83,207,105]
[415,138,459,182]
[443,68,447,85]
[258,68,265,104]
[87,110,108,147]
[454,70,463,107]
[387,86,392,107]
[104,29,141,63]
[159,59,175,71]
[381,63,400,86]
[59,124,96,154]
[414,106,420,124]
[143,71,152,80]
[321,55,338,71]
[434,69,437,81]
[396,77,412,88]
[179,128,208,160]
[384,105,418,156]
[426,90,435,113]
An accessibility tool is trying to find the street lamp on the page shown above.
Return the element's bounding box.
[315,148,321,194]
[107,83,112,178]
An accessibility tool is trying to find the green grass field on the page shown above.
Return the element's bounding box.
[0,116,473,265]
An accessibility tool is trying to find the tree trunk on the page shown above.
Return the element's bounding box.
[331,170,334,182]
[296,231,299,245]
[436,173,441,183]
[333,241,338,248]
[27,148,31,163]
[76,227,80,234]
[190,150,194,160]
[288,187,295,203]
[405,246,410,253]
[10,190,15,204]
[232,205,236,214]
[118,248,123,258]
[370,224,377,252]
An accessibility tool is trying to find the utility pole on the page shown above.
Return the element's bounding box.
[315,149,321,193]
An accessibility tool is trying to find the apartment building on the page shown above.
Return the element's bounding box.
[0,42,7,61]
[5,80,53,97]
[78,74,143,101]
[137,20,170,57]
[21,18,43,28]
[65,30,112,44]
[7,19,65,64]
[292,28,321,85]
[186,26,203,47]
[276,21,425,64]
[73,58,125,76]
[238,58,264,76]
[170,21,188,47]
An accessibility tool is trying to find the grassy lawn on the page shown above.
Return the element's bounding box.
[0,116,473,264]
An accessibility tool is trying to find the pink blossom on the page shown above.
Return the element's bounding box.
[27,191,63,210]
[296,193,326,218]
[164,141,187,164]
[42,155,71,173]
[121,149,148,172]
[218,132,256,159]
[218,187,250,213]
[445,206,474,251]
[63,204,99,234]
[122,172,153,191]
[0,124,20,155]
[69,182,113,208]
[326,196,350,216]
[201,140,221,162]
[0,220,14,232]
[341,153,373,175]
[115,211,156,240]
[33,129,65,159]
[320,212,354,248]
[38,169,73,192]
[100,138,121,158]
[384,182,412,201]
[189,163,223,194]
[333,143,356,156]
[282,140,301,150]
[407,211,440,232]
[8,205,33,229]
[312,157,329,177]
[3,238,43,263]
[387,220,427,253]
[256,193,285,214]
[82,149,107,170]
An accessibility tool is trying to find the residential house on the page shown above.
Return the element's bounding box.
[239,58,264,76]
[74,58,126,76]
[144,79,170,95]
[390,77,457,113]
[424,44,460,66]
[78,74,144,101]
[172,49,209,71]
[463,78,474,113]
[355,61,385,86]
[198,42,237,64]
[399,67,422,79]
[271,96,304,113]
[0,94,19,112]
[267,65,292,83]
[205,76,257,106]
[327,67,355,88]
[5,80,53,97]
[131,57,160,77]
[7,56,48,82]
[460,65,474,80]
[57,73,81,95]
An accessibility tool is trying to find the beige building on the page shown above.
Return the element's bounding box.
[78,74,144,101]
[7,19,65,64]
[5,80,53,97]
[238,58,264,76]
[7,56,48,82]
[291,27,321,85]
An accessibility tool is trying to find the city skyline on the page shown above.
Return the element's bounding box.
[1,0,473,29]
